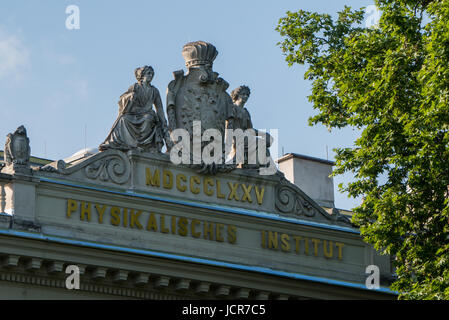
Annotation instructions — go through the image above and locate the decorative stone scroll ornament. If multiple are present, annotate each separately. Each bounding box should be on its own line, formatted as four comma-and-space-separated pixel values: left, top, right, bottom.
4, 125, 31, 166
41, 149, 131, 185
275, 177, 319, 217
275, 175, 352, 226
100, 66, 172, 153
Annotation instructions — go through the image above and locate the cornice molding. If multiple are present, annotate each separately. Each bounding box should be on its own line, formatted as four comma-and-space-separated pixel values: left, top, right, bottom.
0, 252, 294, 300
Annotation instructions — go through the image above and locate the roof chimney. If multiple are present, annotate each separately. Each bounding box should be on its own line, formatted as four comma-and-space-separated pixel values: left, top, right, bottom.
277, 153, 335, 208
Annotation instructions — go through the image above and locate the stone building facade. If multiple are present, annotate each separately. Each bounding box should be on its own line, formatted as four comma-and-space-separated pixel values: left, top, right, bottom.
0, 41, 396, 300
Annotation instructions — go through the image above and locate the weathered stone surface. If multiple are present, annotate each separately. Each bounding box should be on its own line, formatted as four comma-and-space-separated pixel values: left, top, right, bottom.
275, 175, 351, 225
166, 41, 235, 172
100, 66, 171, 153
195, 282, 211, 294
227, 85, 275, 172
40, 149, 132, 186
4, 125, 30, 166
37, 148, 351, 227
154, 276, 170, 288
25, 257, 43, 271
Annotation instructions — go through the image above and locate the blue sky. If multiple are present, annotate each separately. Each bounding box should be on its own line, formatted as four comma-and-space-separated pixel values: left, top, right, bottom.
0, 0, 376, 210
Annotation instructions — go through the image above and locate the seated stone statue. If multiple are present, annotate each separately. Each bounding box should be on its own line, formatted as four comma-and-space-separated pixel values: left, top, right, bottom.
230, 85, 252, 132
228, 85, 273, 169
100, 66, 172, 153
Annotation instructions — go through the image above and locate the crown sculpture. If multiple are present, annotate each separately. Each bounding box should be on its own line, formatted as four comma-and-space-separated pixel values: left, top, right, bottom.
181, 41, 218, 68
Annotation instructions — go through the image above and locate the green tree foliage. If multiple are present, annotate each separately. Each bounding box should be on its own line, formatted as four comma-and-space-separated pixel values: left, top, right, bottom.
276, 0, 449, 299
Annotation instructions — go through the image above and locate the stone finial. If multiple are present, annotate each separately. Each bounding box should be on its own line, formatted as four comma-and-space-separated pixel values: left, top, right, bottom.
4, 125, 30, 166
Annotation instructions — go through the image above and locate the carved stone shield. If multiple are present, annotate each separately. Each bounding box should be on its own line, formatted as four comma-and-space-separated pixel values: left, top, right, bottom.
175, 79, 229, 137
165, 41, 236, 173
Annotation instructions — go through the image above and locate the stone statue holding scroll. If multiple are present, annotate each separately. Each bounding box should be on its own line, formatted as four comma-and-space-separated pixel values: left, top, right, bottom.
100, 66, 172, 153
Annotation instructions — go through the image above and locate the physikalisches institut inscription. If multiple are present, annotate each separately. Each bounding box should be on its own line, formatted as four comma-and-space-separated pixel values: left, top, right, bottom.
0, 41, 395, 299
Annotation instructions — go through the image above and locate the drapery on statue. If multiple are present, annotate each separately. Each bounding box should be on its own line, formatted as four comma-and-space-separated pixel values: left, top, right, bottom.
229, 85, 253, 131
228, 85, 273, 169
100, 66, 173, 153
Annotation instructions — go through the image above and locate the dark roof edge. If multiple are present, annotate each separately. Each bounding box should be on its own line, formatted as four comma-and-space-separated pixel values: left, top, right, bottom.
276, 153, 335, 166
